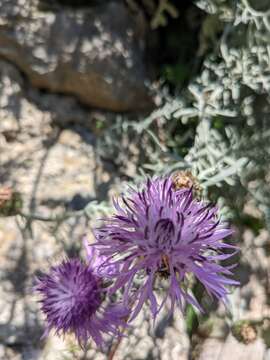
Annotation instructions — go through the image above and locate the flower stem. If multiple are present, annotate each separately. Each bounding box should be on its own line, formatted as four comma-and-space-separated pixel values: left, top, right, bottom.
108, 335, 124, 360
108, 304, 133, 360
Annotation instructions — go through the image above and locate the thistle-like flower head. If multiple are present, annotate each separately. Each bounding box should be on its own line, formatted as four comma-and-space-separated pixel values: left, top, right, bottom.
35, 259, 127, 347
94, 176, 238, 320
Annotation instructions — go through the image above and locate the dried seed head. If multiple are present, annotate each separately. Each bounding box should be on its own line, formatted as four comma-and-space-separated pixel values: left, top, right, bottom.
172, 170, 202, 199
232, 321, 257, 344
0, 187, 12, 207
240, 323, 257, 344
0, 187, 23, 216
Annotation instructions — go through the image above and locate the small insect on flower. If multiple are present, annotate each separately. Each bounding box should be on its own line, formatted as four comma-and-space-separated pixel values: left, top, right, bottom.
35, 258, 128, 348
93, 176, 239, 321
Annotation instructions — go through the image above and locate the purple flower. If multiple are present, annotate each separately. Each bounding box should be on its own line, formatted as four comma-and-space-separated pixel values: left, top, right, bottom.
84, 236, 119, 277
35, 259, 127, 347
94, 176, 239, 320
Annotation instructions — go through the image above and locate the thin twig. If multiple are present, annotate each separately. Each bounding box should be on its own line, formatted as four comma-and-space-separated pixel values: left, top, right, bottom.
17, 209, 85, 222
108, 326, 128, 360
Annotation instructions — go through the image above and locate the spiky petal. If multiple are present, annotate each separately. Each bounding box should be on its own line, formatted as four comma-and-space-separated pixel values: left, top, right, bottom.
84, 236, 119, 277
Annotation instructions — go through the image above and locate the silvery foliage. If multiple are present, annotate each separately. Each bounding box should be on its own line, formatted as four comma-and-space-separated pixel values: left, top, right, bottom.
96, 0, 270, 227
192, 0, 270, 225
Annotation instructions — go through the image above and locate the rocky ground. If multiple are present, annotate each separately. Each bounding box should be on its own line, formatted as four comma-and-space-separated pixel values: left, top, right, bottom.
1, 0, 270, 359
1, 58, 270, 359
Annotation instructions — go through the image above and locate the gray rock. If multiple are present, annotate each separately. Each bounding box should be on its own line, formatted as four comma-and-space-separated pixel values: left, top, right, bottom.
199, 334, 266, 360
0, 0, 154, 112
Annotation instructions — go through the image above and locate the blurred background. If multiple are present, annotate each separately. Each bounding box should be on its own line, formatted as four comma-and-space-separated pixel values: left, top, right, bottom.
0, 0, 270, 359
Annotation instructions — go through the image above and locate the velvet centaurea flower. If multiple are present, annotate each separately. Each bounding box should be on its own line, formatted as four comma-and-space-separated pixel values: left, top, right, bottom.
35, 258, 127, 347
93, 176, 238, 320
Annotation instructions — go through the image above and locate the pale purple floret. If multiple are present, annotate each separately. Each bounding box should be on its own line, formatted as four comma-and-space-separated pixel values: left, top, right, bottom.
35, 259, 127, 347
93, 176, 239, 320
84, 236, 119, 277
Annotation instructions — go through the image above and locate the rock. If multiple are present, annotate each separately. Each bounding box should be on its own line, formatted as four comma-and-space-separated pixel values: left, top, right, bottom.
0, 218, 44, 348
0, 59, 112, 131
199, 334, 266, 360
264, 349, 270, 360
197, 338, 224, 360
111, 301, 189, 360
0, 0, 154, 112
